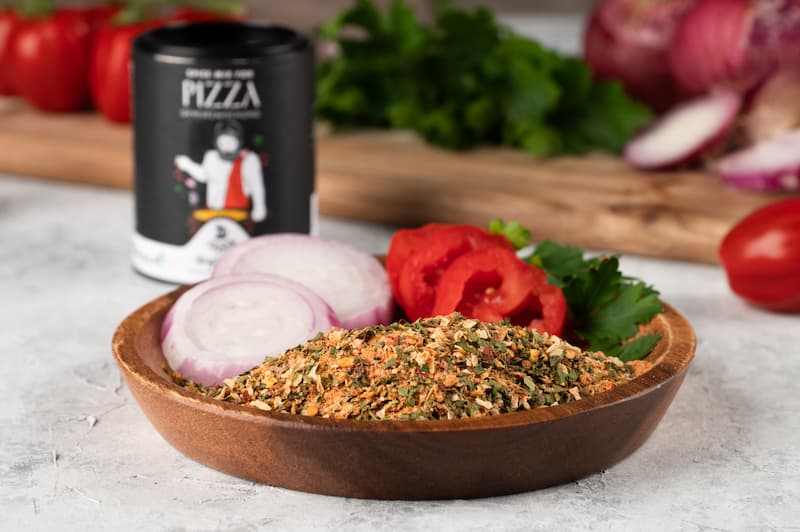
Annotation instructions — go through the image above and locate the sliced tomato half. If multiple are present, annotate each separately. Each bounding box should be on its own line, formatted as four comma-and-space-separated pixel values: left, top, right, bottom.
432, 247, 567, 336
391, 225, 513, 320
385, 223, 449, 298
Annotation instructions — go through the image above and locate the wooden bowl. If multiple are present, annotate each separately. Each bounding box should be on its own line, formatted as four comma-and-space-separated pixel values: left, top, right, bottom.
112, 287, 695, 500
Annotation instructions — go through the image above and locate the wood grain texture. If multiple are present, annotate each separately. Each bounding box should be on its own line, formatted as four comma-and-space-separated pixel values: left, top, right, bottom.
0, 101, 790, 262
316, 132, 787, 263
0, 100, 131, 188
112, 285, 695, 499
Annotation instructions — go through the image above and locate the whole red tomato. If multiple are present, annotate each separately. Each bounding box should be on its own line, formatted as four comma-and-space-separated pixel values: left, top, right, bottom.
719, 198, 800, 312
90, 20, 160, 123
0, 10, 19, 95
10, 9, 90, 112
89, 5, 244, 123
85, 4, 121, 33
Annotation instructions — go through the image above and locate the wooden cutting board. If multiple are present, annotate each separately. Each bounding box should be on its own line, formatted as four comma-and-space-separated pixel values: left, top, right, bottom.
0, 99, 790, 263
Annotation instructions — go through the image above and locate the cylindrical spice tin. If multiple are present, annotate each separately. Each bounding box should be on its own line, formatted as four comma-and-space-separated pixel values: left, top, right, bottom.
132, 23, 315, 283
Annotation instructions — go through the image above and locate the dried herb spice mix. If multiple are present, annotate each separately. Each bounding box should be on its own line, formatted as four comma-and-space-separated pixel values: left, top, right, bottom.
174, 314, 651, 421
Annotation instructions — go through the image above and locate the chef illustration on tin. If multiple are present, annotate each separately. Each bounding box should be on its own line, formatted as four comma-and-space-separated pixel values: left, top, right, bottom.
174, 119, 268, 223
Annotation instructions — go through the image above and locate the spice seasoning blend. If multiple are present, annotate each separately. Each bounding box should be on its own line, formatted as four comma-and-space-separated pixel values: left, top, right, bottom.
132, 23, 315, 283
176, 314, 651, 421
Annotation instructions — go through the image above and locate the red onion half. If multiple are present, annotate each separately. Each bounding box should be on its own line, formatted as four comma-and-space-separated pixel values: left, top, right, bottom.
584, 0, 694, 110
670, 0, 800, 96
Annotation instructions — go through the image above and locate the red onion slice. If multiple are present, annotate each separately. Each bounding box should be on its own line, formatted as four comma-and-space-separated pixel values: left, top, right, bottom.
213, 234, 393, 329
716, 129, 800, 191
162, 273, 338, 386
624, 90, 741, 170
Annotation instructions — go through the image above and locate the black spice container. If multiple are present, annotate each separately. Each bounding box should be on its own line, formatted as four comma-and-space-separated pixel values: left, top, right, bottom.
132, 23, 315, 283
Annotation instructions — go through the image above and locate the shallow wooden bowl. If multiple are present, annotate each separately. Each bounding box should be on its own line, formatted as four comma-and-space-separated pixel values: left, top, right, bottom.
112, 287, 695, 500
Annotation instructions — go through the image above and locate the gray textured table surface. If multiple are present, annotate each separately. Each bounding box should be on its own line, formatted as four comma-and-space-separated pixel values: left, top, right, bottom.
1, 175, 798, 531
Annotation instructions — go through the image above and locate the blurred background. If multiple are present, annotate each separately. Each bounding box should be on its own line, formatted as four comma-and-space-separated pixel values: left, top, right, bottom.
1, 0, 799, 265
247, 0, 595, 25
249, 0, 591, 54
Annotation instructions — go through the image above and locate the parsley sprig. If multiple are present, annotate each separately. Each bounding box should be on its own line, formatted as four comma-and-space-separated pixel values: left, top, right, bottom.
316, 0, 652, 157
490, 219, 664, 361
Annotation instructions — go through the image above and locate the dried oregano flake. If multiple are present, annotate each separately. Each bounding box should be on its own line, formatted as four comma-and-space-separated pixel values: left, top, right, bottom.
173, 313, 651, 421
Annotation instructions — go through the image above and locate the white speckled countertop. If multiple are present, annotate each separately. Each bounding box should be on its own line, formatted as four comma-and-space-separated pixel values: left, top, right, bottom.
1, 175, 799, 531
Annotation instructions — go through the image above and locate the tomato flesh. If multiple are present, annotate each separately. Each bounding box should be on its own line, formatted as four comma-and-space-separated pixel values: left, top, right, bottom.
386, 224, 449, 299
397, 236, 475, 321
386, 223, 565, 333
387, 224, 512, 318
432, 247, 567, 336
719, 198, 800, 312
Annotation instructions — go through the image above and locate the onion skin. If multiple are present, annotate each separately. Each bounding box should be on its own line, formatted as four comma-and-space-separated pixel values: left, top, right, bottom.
669, 0, 750, 95
160, 305, 175, 341
745, 0, 800, 72
670, 0, 800, 96
584, 0, 693, 110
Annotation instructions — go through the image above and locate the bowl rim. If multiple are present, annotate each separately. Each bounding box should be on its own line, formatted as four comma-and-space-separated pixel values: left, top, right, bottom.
112, 286, 696, 434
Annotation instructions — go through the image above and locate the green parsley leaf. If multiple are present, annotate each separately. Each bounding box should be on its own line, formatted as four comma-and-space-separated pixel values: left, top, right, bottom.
316, 0, 652, 157
488, 218, 532, 249
528, 240, 586, 287
561, 256, 626, 324
485, 220, 665, 360
530, 243, 664, 356
567, 82, 654, 154
572, 279, 663, 346
603, 333, 663, 362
